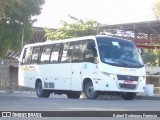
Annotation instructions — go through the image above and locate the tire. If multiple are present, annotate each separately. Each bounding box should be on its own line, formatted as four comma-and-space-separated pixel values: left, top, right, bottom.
66, 92, 80, 99
121, 92, 136, 100
36, 82, 50, 98
84, 82, 99, 99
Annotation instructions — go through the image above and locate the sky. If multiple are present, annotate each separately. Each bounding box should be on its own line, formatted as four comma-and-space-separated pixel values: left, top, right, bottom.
33, 0, 157, 28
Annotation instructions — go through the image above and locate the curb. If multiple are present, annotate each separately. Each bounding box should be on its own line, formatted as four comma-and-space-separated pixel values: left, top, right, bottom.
13, 91, 36, 94
0, 90, 35, 94
136, 95, 160, 100
97, 95, 160, 100
81, 93, 160, 100
1, 91, 160, 100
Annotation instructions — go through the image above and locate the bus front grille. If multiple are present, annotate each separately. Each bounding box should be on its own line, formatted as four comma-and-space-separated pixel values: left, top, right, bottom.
117, 75, 138, 81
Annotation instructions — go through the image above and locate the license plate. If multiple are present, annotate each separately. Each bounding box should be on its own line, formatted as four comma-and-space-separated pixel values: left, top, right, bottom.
124, 80, 133, 84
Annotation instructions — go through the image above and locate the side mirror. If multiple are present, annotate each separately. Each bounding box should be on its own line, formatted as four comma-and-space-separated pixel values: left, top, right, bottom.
138, 47, 144, 55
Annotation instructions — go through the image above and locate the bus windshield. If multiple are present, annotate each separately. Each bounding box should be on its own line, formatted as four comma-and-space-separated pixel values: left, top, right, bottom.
96, 36, 144, 68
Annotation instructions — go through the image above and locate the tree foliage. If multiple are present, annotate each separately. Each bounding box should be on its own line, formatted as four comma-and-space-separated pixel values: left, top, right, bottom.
45, 15, 100, 40
143, 49, 159, 66
0, 0, 45, 58
153, 0, 160, 20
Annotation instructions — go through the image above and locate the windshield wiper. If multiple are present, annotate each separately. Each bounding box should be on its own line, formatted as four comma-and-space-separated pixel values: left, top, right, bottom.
121, 57, 143, 67
111, 59, 128, 67
123, 57, 136, 62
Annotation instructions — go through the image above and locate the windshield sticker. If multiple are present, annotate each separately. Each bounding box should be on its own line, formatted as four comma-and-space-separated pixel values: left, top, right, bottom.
84, 64, 87, 69
112, 42, 120, 48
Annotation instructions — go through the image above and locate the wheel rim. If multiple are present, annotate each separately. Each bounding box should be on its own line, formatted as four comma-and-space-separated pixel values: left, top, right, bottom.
86, 84, 94, 97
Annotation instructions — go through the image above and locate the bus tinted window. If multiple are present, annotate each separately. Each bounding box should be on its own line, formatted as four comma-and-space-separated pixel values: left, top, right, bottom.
39, 45, 52, 64
22, 47, 32, 65
50, 44, 61, 63
84, 40, 97, 63
31, 47, 40, 64
61, 43, 74, 63
72, 41, 86, 62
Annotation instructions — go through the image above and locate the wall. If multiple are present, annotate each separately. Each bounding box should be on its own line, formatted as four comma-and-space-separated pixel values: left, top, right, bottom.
0, 60, 10, 89
146, 66, 160, 75
0, 59, 18, 91
9, 66, 18, 90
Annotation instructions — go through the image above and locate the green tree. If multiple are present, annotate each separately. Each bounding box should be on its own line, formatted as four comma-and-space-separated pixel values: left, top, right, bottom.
45, 15, 100, 40
153, 0, 160, 20
143, 49, 159, 66
0, 0, 45, 58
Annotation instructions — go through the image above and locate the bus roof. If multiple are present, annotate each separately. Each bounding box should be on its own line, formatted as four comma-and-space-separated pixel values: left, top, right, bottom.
23, 35, 97, 48
23, 35, 131, 48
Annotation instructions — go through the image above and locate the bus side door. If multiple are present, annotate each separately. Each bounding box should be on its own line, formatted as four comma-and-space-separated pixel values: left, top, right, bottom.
71, 41, 85, 91
57, 42, 74, 90
71, 63, 82, 91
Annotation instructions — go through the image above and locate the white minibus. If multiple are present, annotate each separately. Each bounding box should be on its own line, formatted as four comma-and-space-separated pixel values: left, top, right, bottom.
18, 35, 146, 100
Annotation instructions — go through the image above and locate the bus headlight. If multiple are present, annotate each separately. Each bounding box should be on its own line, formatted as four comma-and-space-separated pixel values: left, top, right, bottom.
139, 76, 146, 81
101, 72, 115, 80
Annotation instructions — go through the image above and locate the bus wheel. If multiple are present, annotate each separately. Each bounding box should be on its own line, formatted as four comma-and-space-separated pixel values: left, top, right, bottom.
66, 92, 80, 99
121, 92, 136, 100
36, 82, 50, 98
84, 82, 99, 99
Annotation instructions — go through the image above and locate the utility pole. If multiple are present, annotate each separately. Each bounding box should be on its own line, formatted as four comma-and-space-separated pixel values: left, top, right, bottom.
21, 27, 24, 49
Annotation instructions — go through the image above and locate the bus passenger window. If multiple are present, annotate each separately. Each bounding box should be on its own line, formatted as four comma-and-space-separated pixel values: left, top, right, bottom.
72, 41, 86, 62
31, 47, 40, 64
22, 47, 32, 65
50, 44, 61, 63
61, 43, 74, 63
84, 40, 97, 63
39, 45, 52, 64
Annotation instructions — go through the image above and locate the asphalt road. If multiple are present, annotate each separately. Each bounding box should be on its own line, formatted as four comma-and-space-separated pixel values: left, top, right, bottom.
0, 92, 160, 120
